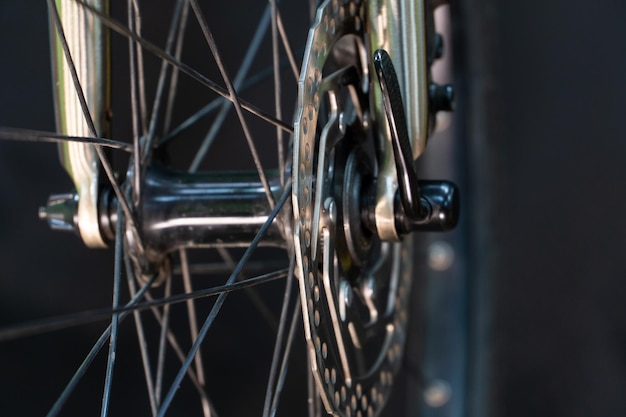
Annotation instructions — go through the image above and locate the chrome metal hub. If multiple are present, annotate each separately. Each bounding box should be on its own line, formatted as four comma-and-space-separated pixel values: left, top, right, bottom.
41, 165, 287, 281
105, 166, 285, 272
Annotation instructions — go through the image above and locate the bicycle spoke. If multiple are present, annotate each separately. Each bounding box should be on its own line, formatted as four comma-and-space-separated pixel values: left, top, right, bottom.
276, 11, 300, 81
140, 0, 185, 166
179, 249, 211, 417
131, 0, 149, 135
216, 246, 280, 333
156, 184, 291, 416
0, 267, 289, 342
125, 255, 159, 415
161, 55, 297, 145
155, 275, 172, 408
187, 0, 275, 209
0, 126, 132, 151
45, 274, 158, 417
143, 291, 218, 416
72, 0, 293, 134
100, 207, 124, 417
270, 0, 285, 185
188, 5, 271, 172
163, 1, 191, 136
128, 0, 143, 203
124, 0, 185, 213
269, 304, 301, 417
48, 0, 103, 145
262, 254, 296, 417
172, 259, 287, 276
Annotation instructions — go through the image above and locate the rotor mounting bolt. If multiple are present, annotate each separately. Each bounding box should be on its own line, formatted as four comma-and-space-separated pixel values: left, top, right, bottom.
324, 197, 337, 224
339, 279, 353, 321
343, 281, 353, 305
339, 111, 347, 134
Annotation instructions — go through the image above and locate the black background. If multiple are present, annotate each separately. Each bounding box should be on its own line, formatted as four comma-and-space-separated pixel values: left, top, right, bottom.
454, 1, 626, 416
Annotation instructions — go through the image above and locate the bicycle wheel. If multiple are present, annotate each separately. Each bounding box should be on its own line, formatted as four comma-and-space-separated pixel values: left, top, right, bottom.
0, 0, 454, 416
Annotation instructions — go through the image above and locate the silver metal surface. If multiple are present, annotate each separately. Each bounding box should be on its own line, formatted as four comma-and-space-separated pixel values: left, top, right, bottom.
38, 192, 79, 232
367, 0, 429, 241
140, 168, 286, 258
292, 0, 414, 414
366, 0, 429, 158
50, 0, 108, 247
97, 168, 286, 273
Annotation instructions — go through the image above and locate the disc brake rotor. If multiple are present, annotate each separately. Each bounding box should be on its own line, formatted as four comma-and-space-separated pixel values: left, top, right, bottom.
293, 0, 412, 415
